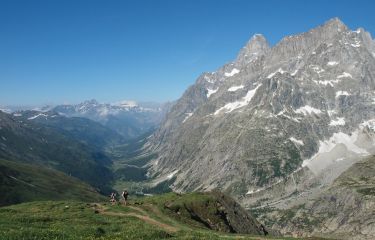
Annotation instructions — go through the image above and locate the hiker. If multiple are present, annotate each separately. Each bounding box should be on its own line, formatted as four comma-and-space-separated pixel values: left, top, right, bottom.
122, 189, 129, 206
109, 192, 117, 205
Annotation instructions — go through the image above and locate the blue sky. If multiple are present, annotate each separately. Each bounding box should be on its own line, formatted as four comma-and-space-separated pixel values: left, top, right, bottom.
1, 0, 374, 106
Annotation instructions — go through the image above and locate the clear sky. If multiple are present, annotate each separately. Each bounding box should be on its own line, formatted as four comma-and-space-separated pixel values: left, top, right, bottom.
1, 0, 374, 106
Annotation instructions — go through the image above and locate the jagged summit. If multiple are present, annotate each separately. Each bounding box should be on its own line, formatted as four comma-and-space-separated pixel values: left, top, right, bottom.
322, 17, 347, 31
81, 99, 100, 106
236, 33, 270, 64
244, 34, 269, 50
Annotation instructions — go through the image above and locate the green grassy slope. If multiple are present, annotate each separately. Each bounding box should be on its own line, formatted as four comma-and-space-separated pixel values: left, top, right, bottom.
0, 193, 329, 240
19, 110, 125, 150
0, 111, 113, 192
0, 159, 106, 206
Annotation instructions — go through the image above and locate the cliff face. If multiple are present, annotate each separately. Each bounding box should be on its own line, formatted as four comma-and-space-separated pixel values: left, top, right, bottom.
144, 18, 375, 206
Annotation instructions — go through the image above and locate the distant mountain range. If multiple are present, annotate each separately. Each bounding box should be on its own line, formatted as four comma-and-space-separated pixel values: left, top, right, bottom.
53, 99, 171, 139
3, 99, 172, 139
11, 110, 125, 150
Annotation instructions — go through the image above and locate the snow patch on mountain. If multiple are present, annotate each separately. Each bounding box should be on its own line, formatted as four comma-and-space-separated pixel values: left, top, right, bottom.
228, 85, 244, 92
329, 117, 346, 126
0, 108, 11, 114
310, 65, 325, 74
302, 131, 369, 171
267, 68, 286, 78
224, 68, 240, 77
246, 188, 264, 195
291, 69, 298, 76
314, 79, 341, 86
277, 110, 300, 122
207, 88, 218, 98
328, 110, 337, 116
113, 100, 138, 108
204, 75, 215, 83
289, 137, 304, 145
182, 113, 193, 123
295, 106, 322, 115
351, 41, 361, 48
151, 170, 179, 186
337, 72, 352, 79
336, 91, 350, 98
214, 84, 262, 115
28, 113, 47, 120
327, 61, 339, 66
167, 170, 179, 179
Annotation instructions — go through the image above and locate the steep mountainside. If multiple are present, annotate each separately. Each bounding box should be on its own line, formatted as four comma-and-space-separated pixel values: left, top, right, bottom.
53, 99, 170, 139
267, 155, 375, 240
0, 159, 105, 206
0, 111, 113, 192
144, 18, 375, 206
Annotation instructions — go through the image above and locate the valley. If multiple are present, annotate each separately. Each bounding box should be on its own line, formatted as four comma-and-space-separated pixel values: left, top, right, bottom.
1, 16, 375, 240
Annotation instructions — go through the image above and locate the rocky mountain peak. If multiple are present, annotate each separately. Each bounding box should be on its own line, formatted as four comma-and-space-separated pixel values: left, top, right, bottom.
321, 17, 348, 32
245, 34, 269, 52
236, 33, 270, 64
81, 99, 99, 106
265, 17, 353, 66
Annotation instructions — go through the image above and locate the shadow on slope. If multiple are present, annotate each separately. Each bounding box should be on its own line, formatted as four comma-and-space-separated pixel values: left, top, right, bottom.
0, 159, 105, 206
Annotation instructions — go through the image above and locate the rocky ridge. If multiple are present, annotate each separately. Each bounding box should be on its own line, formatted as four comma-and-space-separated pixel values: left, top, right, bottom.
143, 18, 375, 209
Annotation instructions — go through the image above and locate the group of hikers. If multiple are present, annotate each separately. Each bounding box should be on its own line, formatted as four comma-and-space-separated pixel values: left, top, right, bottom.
109, 189, 129, 205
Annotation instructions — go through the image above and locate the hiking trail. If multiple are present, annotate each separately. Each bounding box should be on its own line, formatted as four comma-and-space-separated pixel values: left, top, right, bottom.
91, 203, 178, 233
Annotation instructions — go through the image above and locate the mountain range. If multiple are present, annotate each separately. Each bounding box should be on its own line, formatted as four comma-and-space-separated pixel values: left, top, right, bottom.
1, 17, 375, 239
12, 110, 125, 150
52, 99, 170, 139
134, 18, 375, 238
3, 99, 171, 140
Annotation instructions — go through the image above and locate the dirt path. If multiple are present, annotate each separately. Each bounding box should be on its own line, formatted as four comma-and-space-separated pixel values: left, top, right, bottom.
127, 205, 149, 215
91, 203, 178, 233
124, 212, 178, 233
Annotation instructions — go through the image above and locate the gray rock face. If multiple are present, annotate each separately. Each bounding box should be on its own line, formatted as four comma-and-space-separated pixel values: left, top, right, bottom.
145, 18, 375, 205
268, 155, 375, 240
236, 34, 270, 66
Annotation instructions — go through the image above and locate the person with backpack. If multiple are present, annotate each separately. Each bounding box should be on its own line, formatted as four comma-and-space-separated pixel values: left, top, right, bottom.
121, 190, 129, 206
109, 192, 117, 205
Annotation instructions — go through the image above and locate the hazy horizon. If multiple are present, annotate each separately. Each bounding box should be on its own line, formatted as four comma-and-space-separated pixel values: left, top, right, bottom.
0, 98, 169, 111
